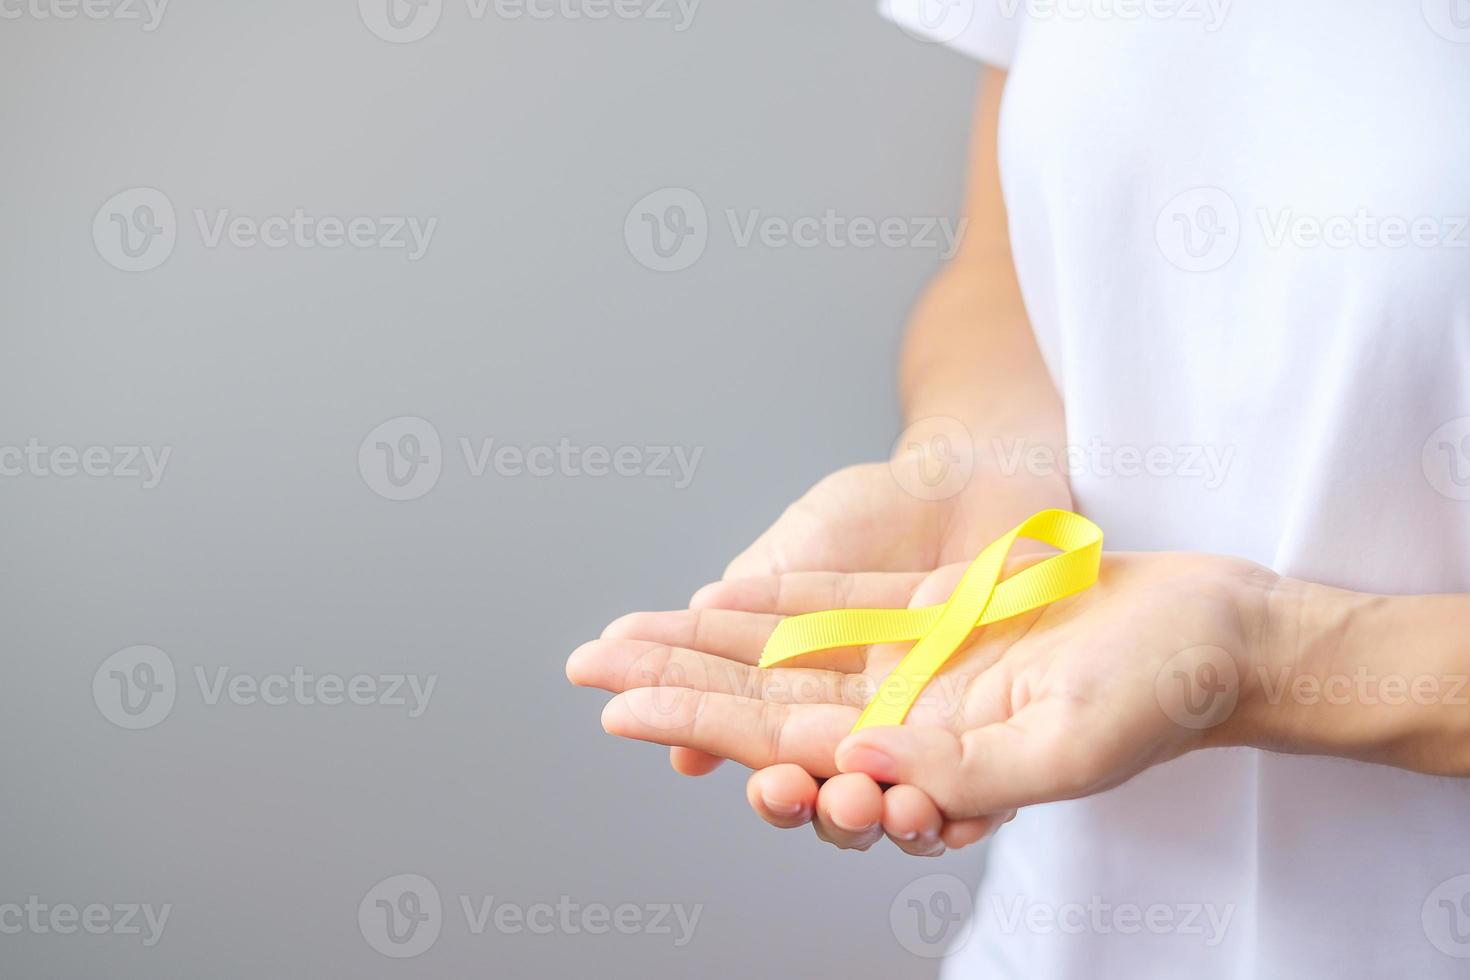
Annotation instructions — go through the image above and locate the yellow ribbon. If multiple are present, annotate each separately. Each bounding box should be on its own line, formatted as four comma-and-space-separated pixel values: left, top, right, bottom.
759, 509, 1103, 731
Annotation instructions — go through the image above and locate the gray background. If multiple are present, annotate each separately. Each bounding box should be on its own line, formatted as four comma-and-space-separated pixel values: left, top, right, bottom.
0, 1, 986, 976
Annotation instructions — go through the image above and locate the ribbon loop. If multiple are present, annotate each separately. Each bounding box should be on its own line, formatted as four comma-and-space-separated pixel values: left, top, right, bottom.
758, 509, 1103, 731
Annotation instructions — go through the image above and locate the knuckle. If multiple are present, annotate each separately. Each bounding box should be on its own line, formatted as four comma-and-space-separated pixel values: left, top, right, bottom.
839, 672, 875, 709
834, 572, 855, 610
755, 699, 789, 765
1049, 744, 1100, 798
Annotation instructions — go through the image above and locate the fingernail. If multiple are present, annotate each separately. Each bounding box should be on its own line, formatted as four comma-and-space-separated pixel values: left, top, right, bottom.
762, 797, 803, 817
838, 746, 900, 784
831, 813, 878, 834
897, 830, 919, 841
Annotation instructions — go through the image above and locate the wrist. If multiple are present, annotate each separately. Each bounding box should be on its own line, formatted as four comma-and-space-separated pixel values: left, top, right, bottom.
1223, 577, 1470, 774
891, 414, 1073, 514
1211, 573, 1327, 754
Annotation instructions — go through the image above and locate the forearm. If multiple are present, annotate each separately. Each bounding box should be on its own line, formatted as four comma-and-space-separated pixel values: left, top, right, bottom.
896, 68, 1067, 490
899, 259, 1065, 457
1237, 578, 1470, 776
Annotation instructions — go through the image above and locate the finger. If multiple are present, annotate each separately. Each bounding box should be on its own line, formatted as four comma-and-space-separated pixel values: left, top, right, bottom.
746, 764, 818, 828
670, 746, 723, 776
834, 704, 1080, 816
689, 570, 928, 617
723, 535, 782, 581
812, 773, 884, 850
601, 608, 781, 666
602, 688, 857, 775
566, 638, 868, 707
881, 784, 945, 857
940, 812, 1013, 850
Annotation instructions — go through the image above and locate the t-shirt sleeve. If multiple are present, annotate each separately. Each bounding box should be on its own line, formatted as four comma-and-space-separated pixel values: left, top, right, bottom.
878, 0, 1021, 68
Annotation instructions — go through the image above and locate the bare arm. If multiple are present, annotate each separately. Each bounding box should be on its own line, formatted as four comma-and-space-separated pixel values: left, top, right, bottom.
898, 69, 1066, 463
1236, 582, 1470, 776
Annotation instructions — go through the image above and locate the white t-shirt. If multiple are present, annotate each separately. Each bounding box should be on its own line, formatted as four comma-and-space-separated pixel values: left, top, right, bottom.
880, 2, 1470, 977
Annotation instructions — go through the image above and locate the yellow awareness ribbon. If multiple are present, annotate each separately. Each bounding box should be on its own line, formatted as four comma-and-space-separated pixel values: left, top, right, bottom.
758, 509, 1103, 732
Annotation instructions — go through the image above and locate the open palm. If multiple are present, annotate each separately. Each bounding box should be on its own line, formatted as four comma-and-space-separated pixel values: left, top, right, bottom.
675, 454, 1068, 851
571, 547, 1270, 852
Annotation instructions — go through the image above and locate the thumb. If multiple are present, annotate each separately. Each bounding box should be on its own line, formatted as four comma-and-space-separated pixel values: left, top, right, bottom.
834, 715, 1075, 818
722, 538, 778, 580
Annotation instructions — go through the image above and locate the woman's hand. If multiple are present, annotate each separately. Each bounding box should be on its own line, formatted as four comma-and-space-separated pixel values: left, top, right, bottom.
568, 551, 1279, 850
643, 66, 1066, 850
718, 452, 1066, 581
679, 446, 1070, 854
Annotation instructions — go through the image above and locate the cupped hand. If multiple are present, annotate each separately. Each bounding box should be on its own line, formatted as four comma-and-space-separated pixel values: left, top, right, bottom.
720, 452, 1069, 580
672, 448, 1069, 852
568, 551, 1275, 852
